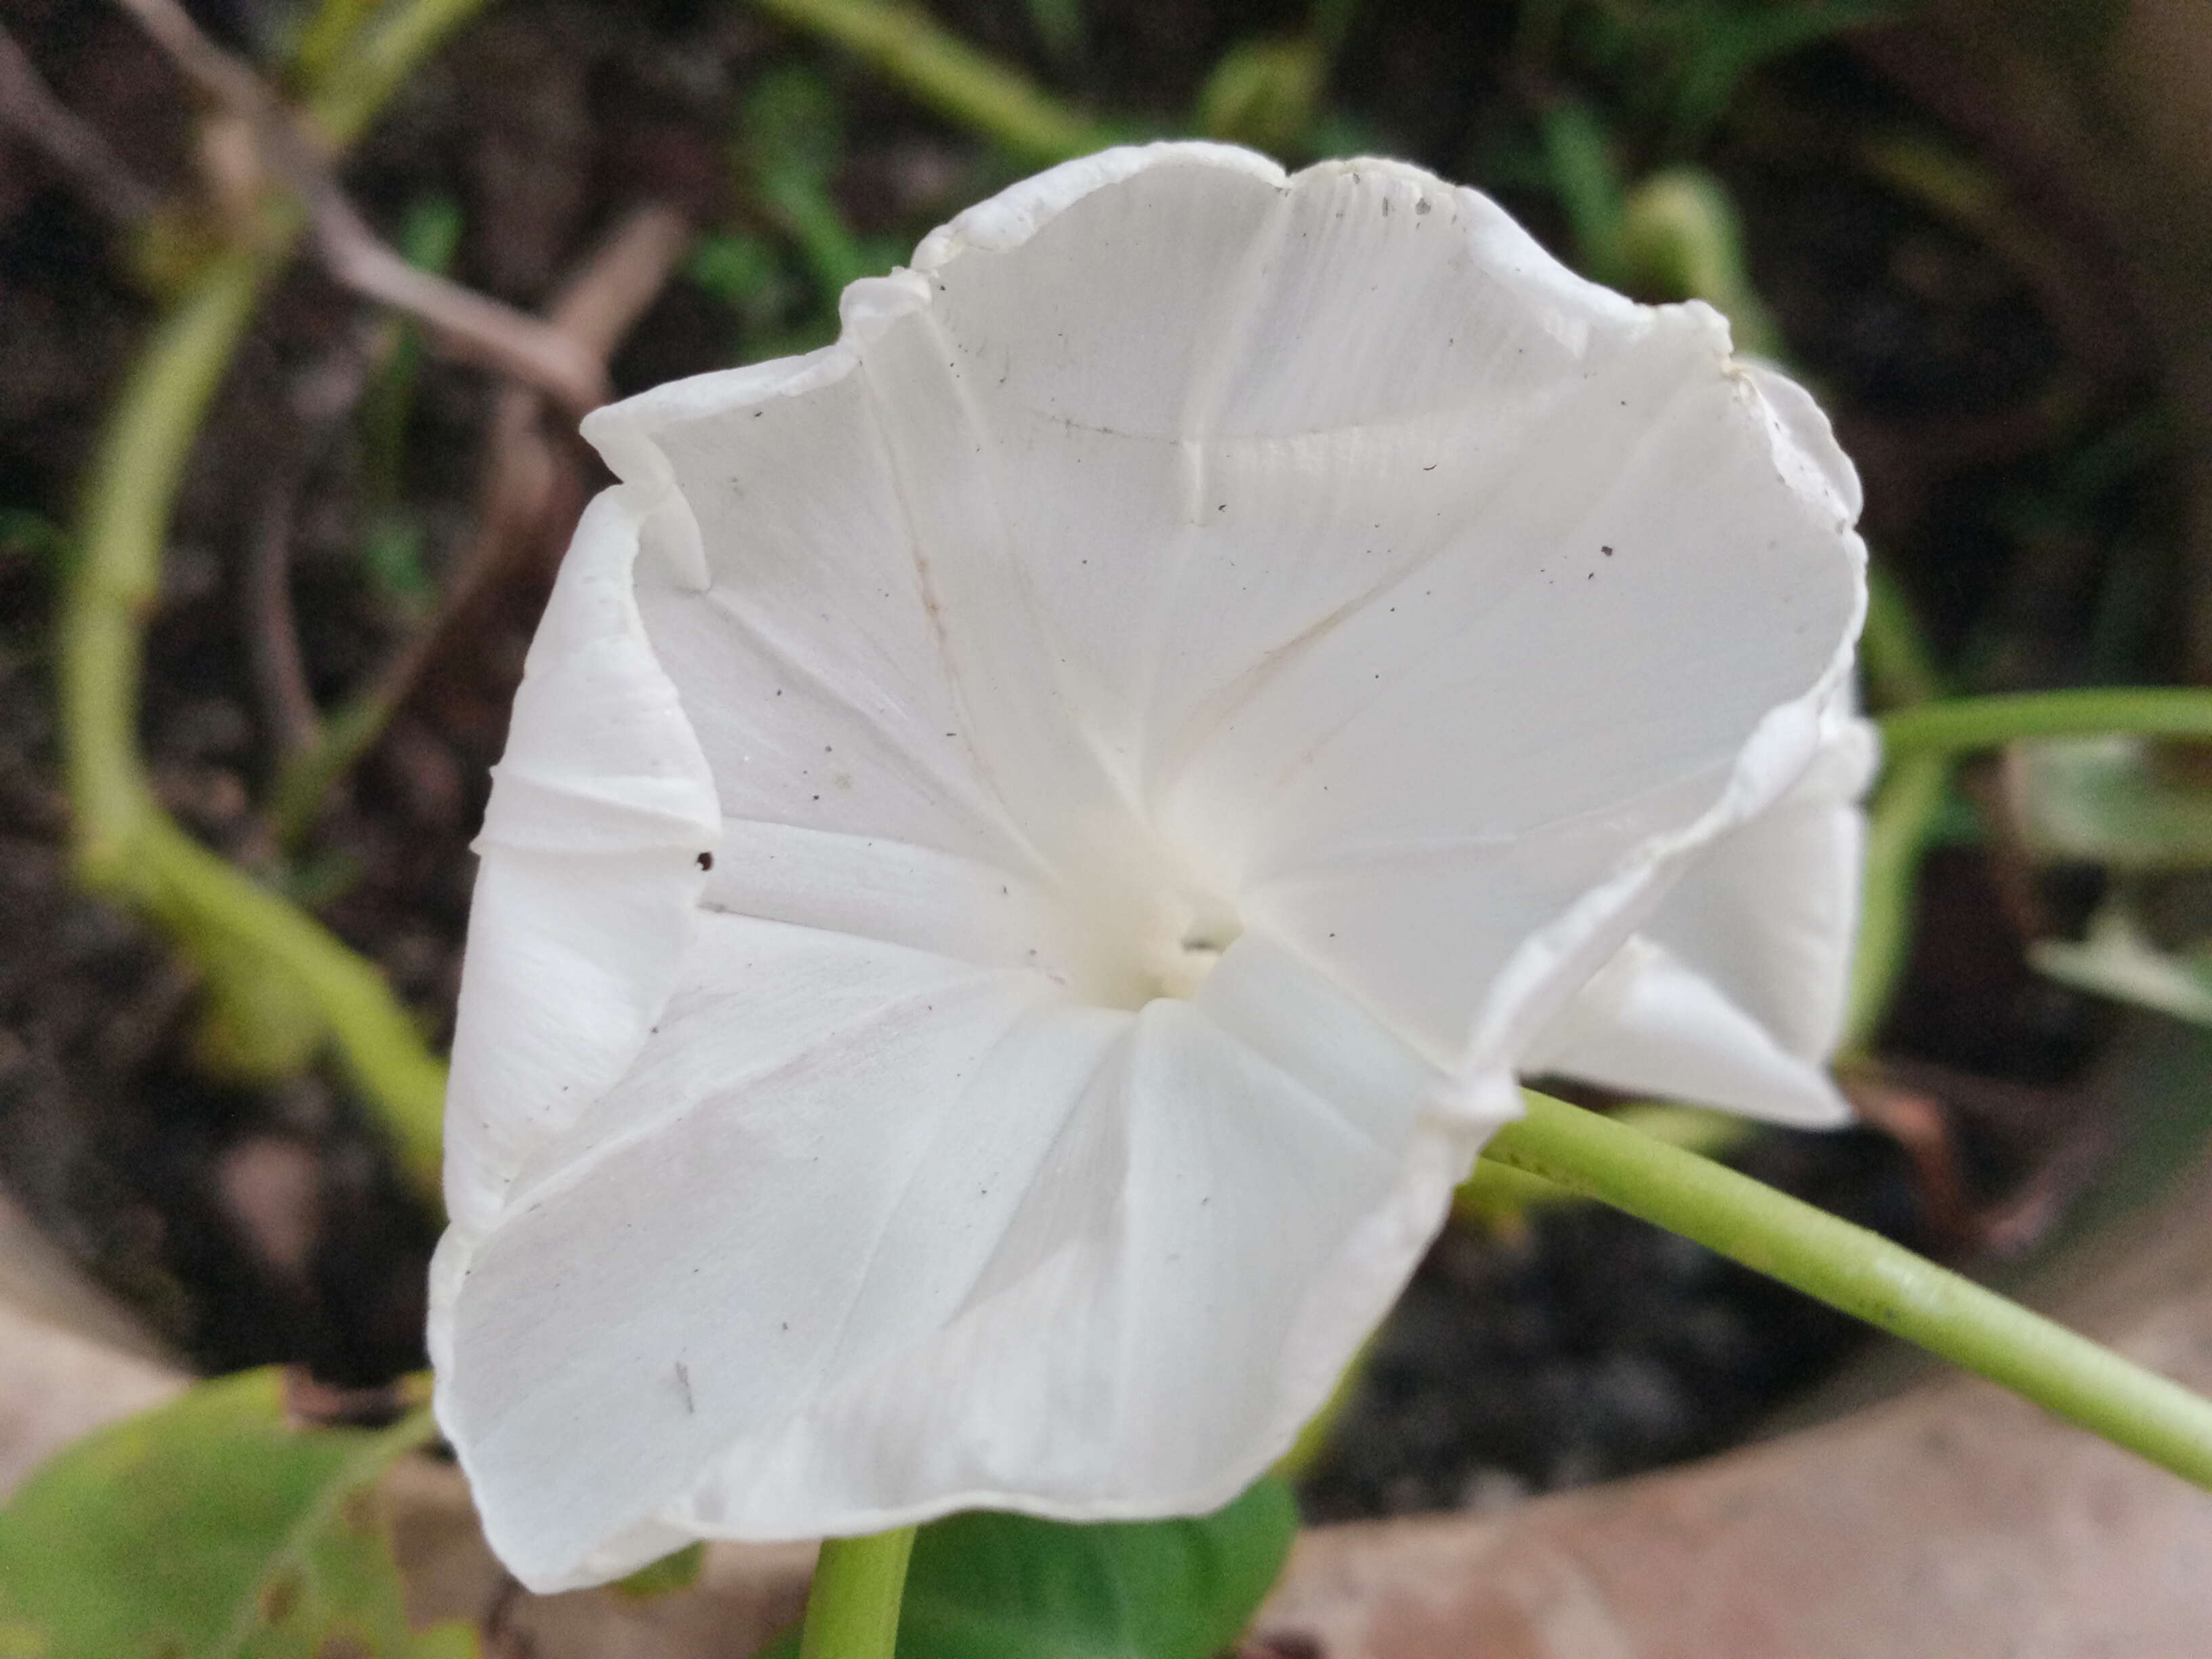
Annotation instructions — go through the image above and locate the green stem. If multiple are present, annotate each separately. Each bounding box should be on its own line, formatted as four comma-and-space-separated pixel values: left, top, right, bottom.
305, 0, 495, 147
140, 817, 449, 1191
1487, 1091, 2212, 1488
289, 0, 382, 88
56, 0, 491, 1208
1860, 561, 1946, 711
269, 691, 401, 851
1841, 749, 1952, 1052
752, 0, 1115, 163
1881, 688, 2212, 756
61, 245, 274, 875
799, 1528, 916, 1659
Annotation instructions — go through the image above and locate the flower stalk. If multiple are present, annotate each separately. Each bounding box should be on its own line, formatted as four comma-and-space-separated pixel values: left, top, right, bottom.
1880, 687, 2212, 755
1487, 1090, 2212, 1489
799, 1528, 917, 1659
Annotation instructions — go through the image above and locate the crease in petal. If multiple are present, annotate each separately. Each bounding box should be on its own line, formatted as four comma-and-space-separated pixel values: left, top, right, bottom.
444, 919, 1479, 1585
1525, 935, 1852, 1126
1526, 699, 1875, 1122
1453, 674, 1853, 1110
1639, 705, 1877, 1061
442, 922, 1082, 1586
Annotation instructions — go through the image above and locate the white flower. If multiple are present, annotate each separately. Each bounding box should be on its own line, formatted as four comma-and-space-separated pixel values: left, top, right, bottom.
429, 142, 1869, 1591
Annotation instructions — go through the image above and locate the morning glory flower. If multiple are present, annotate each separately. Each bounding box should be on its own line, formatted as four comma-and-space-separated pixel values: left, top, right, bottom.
428, 142, 1868, 1591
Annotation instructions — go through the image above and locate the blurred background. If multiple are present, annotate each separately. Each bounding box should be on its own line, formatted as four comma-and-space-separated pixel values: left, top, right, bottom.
3, 0, 2212, 1644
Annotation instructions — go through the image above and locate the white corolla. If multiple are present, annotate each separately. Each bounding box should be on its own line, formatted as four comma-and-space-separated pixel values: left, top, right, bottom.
429, 142, 1870, 1591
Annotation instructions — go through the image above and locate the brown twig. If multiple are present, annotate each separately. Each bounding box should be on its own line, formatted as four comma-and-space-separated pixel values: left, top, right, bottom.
109, 0, 607, 412
0, 20, 160, 228
244, 348, 369, 766
375, 201, 693, 693
1847, 1073, 1979, 1250
245, 453, 326, 762
266, 203, 691, 846
1848, 1059, 2118, 1261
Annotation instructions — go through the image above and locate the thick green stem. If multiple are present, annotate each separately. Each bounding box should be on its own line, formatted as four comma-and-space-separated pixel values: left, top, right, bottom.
1881, 687, 2212, 755
799, 1528, 916, 1659
752, 0, 1115, 163
61, 245, 274, 874
56, 0, 491, 1208
1486, 1091, 2212, 1488
139, 817, 449, 1191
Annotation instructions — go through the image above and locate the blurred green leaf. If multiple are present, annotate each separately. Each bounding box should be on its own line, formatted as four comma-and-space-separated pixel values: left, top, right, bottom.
740, 68, 894, 302
1658, 0, 1904, 148
356, 192, 464, 597
0, 1368, 475, 1659
2034, 902, 2212, 1028
756, 1477, 1296, 1659
689, 228, 803, 334
745, 64, 846, 188
1541, 100, 1628, 285
1196, 35, 1327, 157
1544, 0, 1913, 152
0, 508, 68, 575
361, 513, 435, 609
2007, 737, 2212, 872
613, 1542, 706, 1601
1023, 0, 1086, 68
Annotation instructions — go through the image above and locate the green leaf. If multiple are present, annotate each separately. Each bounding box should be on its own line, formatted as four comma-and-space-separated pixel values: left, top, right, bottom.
0, 1368, 476, 1659
1540, 101, 1628, 287
1195, 35, 1327, 157
612, 1542, 706, 1601
2033, 902, 2212, 1028
2007, 736, 2212, 872
759, 1478, 1296, 1659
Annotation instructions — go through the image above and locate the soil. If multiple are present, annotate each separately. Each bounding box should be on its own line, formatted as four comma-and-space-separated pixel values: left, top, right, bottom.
0, 0, 2173, 1517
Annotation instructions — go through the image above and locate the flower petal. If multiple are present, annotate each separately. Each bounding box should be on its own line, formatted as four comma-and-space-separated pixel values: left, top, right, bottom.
1525, 708, 1874, 1124
440, 489, 718, 1235
1179, 330, 1862, 1087
438, 920, 1479, 1588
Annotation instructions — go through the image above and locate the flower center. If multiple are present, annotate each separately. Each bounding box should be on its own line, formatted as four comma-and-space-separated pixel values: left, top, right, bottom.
1130, 888, 1244, 1005
1044, 816, 1246, 1009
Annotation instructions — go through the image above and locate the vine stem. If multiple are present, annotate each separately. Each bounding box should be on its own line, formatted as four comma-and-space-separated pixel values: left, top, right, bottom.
751, 0, 1115, 163
1486, 1090, 2212, 1488
1839, 749, 1951, 1052
56, 0, 491, 1206
799, 1528, 917, 1659
1880, 687, 2212, 754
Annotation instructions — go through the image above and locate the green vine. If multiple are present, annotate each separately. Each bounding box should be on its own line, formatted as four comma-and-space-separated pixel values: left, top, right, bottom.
56, 0, 494, 1205
752, 0, 1115, 163
1489, 1091, 2212, 1488
1881, 687, 2212, 756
